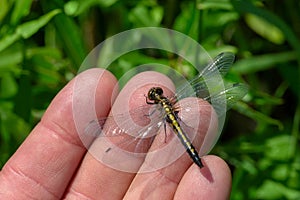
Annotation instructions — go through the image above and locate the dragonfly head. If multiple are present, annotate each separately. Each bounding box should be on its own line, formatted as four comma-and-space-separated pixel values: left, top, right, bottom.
148, 87, 164, 101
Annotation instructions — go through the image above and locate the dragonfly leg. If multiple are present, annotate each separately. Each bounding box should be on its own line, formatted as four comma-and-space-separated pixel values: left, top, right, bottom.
144, 94, 155, 105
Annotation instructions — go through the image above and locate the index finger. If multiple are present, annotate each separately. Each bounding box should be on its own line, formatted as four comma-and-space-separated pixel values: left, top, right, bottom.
0, 68, 117, 199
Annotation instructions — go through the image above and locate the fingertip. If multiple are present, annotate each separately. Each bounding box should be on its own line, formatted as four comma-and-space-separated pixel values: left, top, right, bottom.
175, 155, 231, 200
200, 155, 232, 184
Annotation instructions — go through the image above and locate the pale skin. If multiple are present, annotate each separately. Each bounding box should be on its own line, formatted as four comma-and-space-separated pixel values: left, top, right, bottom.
0, 68, 232, 199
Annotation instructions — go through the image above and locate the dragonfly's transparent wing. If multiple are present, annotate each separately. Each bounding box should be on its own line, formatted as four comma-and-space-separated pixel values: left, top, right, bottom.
176, 52, 235, 100
175, 52, 247, 115
203, 82, 248, 114
84, 104, 165, 154
84, 105, 168, 173
199, 52, 234, 77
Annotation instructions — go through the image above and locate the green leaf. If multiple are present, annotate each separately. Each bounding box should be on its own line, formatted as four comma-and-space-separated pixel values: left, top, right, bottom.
64, 0, 119, 16
97, 0, 119, 7
271, 164, 289, 181
0, 105, 30, 142
197, 0, 233, 10
0, 33, 20, 52
231, 0, 300, 58
232, 52, 297, 74
256, 180, 300, 199
64, 1, 79, 16
129, 4, 163, 27
0, 9, 61, 52
234, 101, 283, 129
16, 9, 61, 39
31, 55, 63, 85
265, 135, 293, 161
50, 13, 87, 69
11, 0, 33, 25
0, 0, 10, 23
0, 73, 18, 98
0, 43, 23, 69
26, 47, 62, 60
245, 13, 285, 44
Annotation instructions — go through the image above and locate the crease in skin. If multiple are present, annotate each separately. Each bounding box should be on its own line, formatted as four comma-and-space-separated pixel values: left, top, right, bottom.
1, 163, 60, 199
64, 186, 94, 199
39, 119, 83, 148
124, 170, 178, 200
0, 120, 86, 199
139, 158, 183, 185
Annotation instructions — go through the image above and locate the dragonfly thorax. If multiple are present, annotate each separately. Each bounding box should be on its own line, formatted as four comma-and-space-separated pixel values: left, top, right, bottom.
147, 87, 164, 101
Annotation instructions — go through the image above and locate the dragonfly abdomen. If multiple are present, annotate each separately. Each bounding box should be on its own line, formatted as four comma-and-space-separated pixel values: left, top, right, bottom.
166, 111, 204, 168
173, 125, 204, 168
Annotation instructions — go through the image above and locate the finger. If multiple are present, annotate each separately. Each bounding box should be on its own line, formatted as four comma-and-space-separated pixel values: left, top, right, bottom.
0, 69, 117, 199
65, 71, 175, 199
123, 98, 219, 199
174, 155, 232, 200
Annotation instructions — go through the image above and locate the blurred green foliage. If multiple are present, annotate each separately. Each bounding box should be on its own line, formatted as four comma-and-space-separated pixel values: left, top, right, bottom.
0, 0, 299, 199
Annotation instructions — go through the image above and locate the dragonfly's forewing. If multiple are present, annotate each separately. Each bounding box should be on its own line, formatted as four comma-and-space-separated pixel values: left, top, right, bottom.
175, 52, 247, 116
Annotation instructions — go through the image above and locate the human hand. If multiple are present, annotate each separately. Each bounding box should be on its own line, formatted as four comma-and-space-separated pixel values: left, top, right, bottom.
0, 69, 231, 199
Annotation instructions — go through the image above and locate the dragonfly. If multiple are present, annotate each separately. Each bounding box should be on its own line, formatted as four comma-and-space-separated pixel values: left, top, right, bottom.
85, 52, 248, 172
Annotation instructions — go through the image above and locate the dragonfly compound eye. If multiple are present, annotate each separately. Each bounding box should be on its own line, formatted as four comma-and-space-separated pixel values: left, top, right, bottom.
148, 87, 164, 100
148, 87, 157, 100
155, 87, 163, 95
